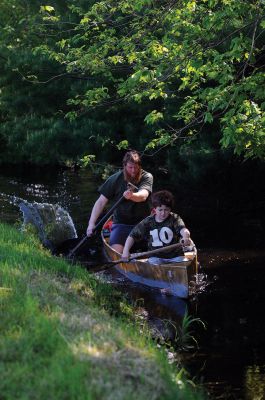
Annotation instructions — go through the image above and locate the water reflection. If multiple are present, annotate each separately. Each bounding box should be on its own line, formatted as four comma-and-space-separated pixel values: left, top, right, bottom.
245, 365, 265, 399
180, 252, 265, 399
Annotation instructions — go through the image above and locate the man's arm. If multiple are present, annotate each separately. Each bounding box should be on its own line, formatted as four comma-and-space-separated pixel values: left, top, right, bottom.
87, 194, 108, 236
123, 188, 149, 202
124, 171, 153, 202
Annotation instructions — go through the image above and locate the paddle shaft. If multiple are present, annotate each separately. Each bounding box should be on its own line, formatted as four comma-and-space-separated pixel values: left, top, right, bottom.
67, 182, 138, 258
67, 196, 124, 258
107, 242, 184, 266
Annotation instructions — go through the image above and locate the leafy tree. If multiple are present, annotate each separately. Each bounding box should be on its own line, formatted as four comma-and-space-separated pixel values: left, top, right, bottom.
0, 0, 112, 164
0, 0, 264, 165
35, 0, 264, 159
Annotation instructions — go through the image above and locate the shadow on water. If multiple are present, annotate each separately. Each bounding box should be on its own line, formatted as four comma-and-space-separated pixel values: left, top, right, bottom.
1, 165, 265, 399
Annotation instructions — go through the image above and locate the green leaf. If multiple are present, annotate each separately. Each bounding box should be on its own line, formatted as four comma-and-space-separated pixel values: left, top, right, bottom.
117, 140, 129, 150
144, 110, 164, 125
40, 6, 55, 13
204, 112, 213, 123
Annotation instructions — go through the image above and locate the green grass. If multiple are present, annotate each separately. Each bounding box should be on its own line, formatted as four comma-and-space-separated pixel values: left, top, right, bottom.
0, 222, 206, 400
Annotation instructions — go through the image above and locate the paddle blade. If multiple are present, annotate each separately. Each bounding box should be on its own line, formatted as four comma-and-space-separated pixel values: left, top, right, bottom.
55, 236, 99, 258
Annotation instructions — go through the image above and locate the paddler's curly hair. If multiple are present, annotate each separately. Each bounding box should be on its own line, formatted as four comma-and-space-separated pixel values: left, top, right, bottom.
151, 190, 174, 209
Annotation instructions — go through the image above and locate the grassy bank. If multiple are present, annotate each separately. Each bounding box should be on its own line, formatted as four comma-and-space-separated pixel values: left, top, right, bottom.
0, 223, 205, 400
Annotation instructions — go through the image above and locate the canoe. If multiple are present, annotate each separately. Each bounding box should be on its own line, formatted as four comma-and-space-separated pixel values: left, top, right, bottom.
101, 219, 198, 299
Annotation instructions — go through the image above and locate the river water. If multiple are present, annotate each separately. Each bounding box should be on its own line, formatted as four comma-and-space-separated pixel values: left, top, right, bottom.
1, 165, 265, 399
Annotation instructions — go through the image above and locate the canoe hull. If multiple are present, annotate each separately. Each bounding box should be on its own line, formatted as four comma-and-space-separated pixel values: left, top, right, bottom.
101, 230, 198, 299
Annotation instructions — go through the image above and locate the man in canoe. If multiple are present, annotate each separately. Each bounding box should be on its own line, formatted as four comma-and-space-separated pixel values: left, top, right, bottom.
121, 190, 194, 264
86, 150, 153, 253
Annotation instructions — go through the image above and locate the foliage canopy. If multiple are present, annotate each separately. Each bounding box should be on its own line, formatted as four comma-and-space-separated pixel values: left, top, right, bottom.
0, 0, 264, 164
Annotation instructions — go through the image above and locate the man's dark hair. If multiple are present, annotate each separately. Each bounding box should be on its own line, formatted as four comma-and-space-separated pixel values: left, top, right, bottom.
123, 150, 142, 166
151, 190, 174, 209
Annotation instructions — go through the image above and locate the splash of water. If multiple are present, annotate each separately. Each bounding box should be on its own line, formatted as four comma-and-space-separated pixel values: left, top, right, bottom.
0, 192, 77, 249
18, 200, 77, 248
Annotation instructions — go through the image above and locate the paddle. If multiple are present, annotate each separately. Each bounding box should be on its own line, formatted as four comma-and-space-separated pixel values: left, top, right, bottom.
92, 242, 186, 269
67, 182, 138, 259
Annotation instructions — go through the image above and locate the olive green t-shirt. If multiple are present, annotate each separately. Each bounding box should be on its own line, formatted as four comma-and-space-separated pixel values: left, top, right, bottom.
129, 213, 186, 258
98, 170, 153, 224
